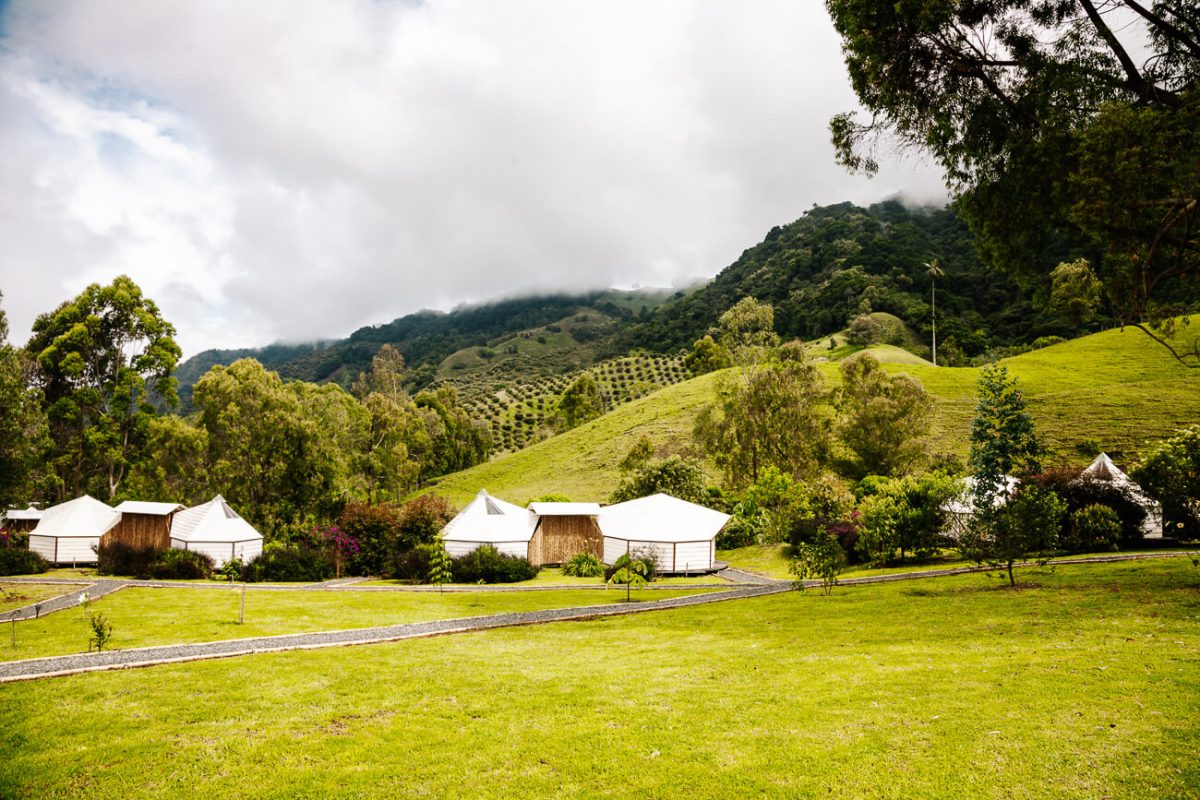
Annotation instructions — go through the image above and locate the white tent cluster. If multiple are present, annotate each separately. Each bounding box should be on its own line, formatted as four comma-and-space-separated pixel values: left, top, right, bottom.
20, 494, 262, 566
441, 490, 729, 572
942, 453, 1163, 538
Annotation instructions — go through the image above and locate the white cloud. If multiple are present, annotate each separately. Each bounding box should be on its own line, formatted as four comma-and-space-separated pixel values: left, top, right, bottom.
0, 1, 947, 357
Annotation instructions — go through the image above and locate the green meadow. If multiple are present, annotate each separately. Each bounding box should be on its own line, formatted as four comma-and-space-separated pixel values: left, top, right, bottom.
0, 586, 713, 663
431, 319, 1200, 506
1, 559, 1196, 799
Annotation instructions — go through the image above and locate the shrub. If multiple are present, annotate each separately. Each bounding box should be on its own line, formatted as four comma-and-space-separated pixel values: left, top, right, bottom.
150, 548, 214, 580
397, 495, 457, 551
789, 531, 846, 595
716, 515, 757, 549
1063, 504, 1122, 553
87, 611, 114, 652
0, 529, 30, 549
338, 502, 404, 577
451, 545, 539, 584
392, 543, 437, 583
0, 547, 48, 576
562, 552, 604, 577
218, 557, 244, 582
95, 541, 159, 579
1027, 469, 1148, 545
241, 546, 333, 583
604, 550, 658, 582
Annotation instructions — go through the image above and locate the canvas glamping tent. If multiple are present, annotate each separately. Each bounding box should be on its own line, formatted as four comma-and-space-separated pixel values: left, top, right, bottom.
2, 505, 43, 535
27, 495, 121, 564
441, 489, 536, 560
598, 493, 729, 573
1078, 453, 1163, 537
169, 495, 264, 567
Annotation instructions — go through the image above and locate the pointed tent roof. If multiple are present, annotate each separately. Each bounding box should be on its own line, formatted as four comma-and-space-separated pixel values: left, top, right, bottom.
31, 495, 121, 539
599, 493, 730, 543
1079, 453, 1158, 506
171, 495, 263, 544
442, 489, 535, 543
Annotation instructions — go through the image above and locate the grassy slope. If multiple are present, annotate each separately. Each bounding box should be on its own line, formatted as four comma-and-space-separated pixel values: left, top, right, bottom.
1, 560, 1197, 799
432, 320, 1200, 505
0, 586, 710, 663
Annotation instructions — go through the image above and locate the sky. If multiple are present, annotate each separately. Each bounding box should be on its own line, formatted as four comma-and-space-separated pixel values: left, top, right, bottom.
0, 1, 946, 357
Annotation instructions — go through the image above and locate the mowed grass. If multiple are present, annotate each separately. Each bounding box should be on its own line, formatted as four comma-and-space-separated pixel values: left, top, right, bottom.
0, 586, 712, 662
359, 567, 729, 588
1, 559, 1197, 799
431, 318, 1200, 505
0, 583, 80, 607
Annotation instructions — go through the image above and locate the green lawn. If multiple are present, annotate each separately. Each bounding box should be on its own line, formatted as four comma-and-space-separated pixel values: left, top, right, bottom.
430, 318, 1200, 505
359, 567, 729, 588
0, 583, 80, 607
0, 586, 712, 663
0, 559, 1196, 798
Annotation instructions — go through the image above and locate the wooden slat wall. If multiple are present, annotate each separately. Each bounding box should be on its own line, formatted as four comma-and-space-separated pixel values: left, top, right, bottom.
102, 513, 173, 550
535, 516, 602, 566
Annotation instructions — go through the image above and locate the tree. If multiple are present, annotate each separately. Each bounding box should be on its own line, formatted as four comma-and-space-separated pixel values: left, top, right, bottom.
26, 276, 181, 500
337, 501, 405, 577
353, 345, 423, 501
1049, 258, 1103, 328
396, 494, 457, 552
960, 485, 1067, 586
855, 473, 958, 565
1134, 426, 1200, 536
717, 297, 779, 381
789, 531, 846, 595
121, 415, 209, 505
426, 539, 454, 590
827, 0, 1200, 364
412, 386, 491, 482
606, 554, 650, 602
968, 365, 1042, 511
0, 292, 50, 506
835, 354, 933, 480
618, 436, 656, 474
191, 359, 339, 536
610, 456, 709, 505
694, 343, 831, 487
683, 335, 733, 376
557, 372, 603, 430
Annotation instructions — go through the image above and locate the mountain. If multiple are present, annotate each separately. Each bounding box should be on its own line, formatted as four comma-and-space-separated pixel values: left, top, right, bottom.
174, 200, 1094, 405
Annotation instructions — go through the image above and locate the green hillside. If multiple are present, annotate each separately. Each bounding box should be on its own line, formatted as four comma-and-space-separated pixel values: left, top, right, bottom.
428, 320, 1200, 506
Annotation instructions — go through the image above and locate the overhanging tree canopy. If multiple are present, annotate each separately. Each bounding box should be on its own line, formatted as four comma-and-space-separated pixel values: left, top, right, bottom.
827, 0, 1199, 364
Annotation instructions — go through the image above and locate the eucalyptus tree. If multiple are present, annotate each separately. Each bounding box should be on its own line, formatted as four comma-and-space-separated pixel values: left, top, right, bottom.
26, 276, 181, 500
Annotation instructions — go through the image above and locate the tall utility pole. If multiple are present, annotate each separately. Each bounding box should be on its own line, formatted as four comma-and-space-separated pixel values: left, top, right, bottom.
925, 259, 943, 366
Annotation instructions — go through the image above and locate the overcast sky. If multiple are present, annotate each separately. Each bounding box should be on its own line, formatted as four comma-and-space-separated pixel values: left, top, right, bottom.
0, 1, 946, 357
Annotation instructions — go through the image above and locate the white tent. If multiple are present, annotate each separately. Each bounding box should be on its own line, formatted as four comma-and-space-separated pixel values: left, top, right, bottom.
441, 489, 535, 559
1079, 453, 1163, 537
598, 493, 729, 573
169, 495, 263, 567
28, 495, 120, 564
941, 475, 1020, 540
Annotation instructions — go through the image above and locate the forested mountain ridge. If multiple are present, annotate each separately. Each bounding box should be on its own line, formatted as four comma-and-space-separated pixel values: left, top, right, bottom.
175, 200, 1097, 404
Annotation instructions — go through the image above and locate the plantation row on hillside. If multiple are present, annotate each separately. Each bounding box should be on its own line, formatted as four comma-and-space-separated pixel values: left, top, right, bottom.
429, 320, 1200, 506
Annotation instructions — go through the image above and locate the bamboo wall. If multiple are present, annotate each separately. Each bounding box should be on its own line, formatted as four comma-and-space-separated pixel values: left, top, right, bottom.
102, 513, 173, 550
530, 516, 602, 566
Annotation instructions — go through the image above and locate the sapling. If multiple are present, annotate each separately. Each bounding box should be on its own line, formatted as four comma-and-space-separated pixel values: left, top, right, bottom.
87, 612, 113, 652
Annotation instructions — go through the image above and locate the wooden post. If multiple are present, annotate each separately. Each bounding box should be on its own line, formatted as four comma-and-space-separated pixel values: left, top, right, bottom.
239, 582, 246, 625
10, 618, 14, 648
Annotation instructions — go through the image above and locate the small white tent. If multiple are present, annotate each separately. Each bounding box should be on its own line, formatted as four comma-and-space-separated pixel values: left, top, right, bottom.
1079, 453, 1163, 537
441, 489, 535, 559
28, 495, 120, 564
170, 495, 263, 567
942, 475, 1020, 540
598, 493, 729, 573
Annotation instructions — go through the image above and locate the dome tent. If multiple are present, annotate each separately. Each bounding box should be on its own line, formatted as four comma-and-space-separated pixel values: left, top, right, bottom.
170, 495, 264, 567
28, 495, 120, 565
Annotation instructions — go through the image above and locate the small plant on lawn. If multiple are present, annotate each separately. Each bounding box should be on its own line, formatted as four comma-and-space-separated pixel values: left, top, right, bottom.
426, 540, 453, 591
606, 556, 649, 602
562, 552, 604, 578
789, 531, 846, 595
219, 557, 244, 582
87, 611, 113, 652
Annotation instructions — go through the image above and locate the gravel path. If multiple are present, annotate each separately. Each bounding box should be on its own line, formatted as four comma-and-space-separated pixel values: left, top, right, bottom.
0, 584, 786, 683
0, 580, 127, 623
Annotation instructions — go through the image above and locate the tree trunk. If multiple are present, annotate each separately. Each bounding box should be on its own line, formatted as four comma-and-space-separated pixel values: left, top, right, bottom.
1006, 560, 1016, 587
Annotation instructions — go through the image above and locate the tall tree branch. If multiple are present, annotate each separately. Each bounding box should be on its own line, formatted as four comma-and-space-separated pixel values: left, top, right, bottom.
1079, 0, 1182, 106
1121, 0, 1200, 59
